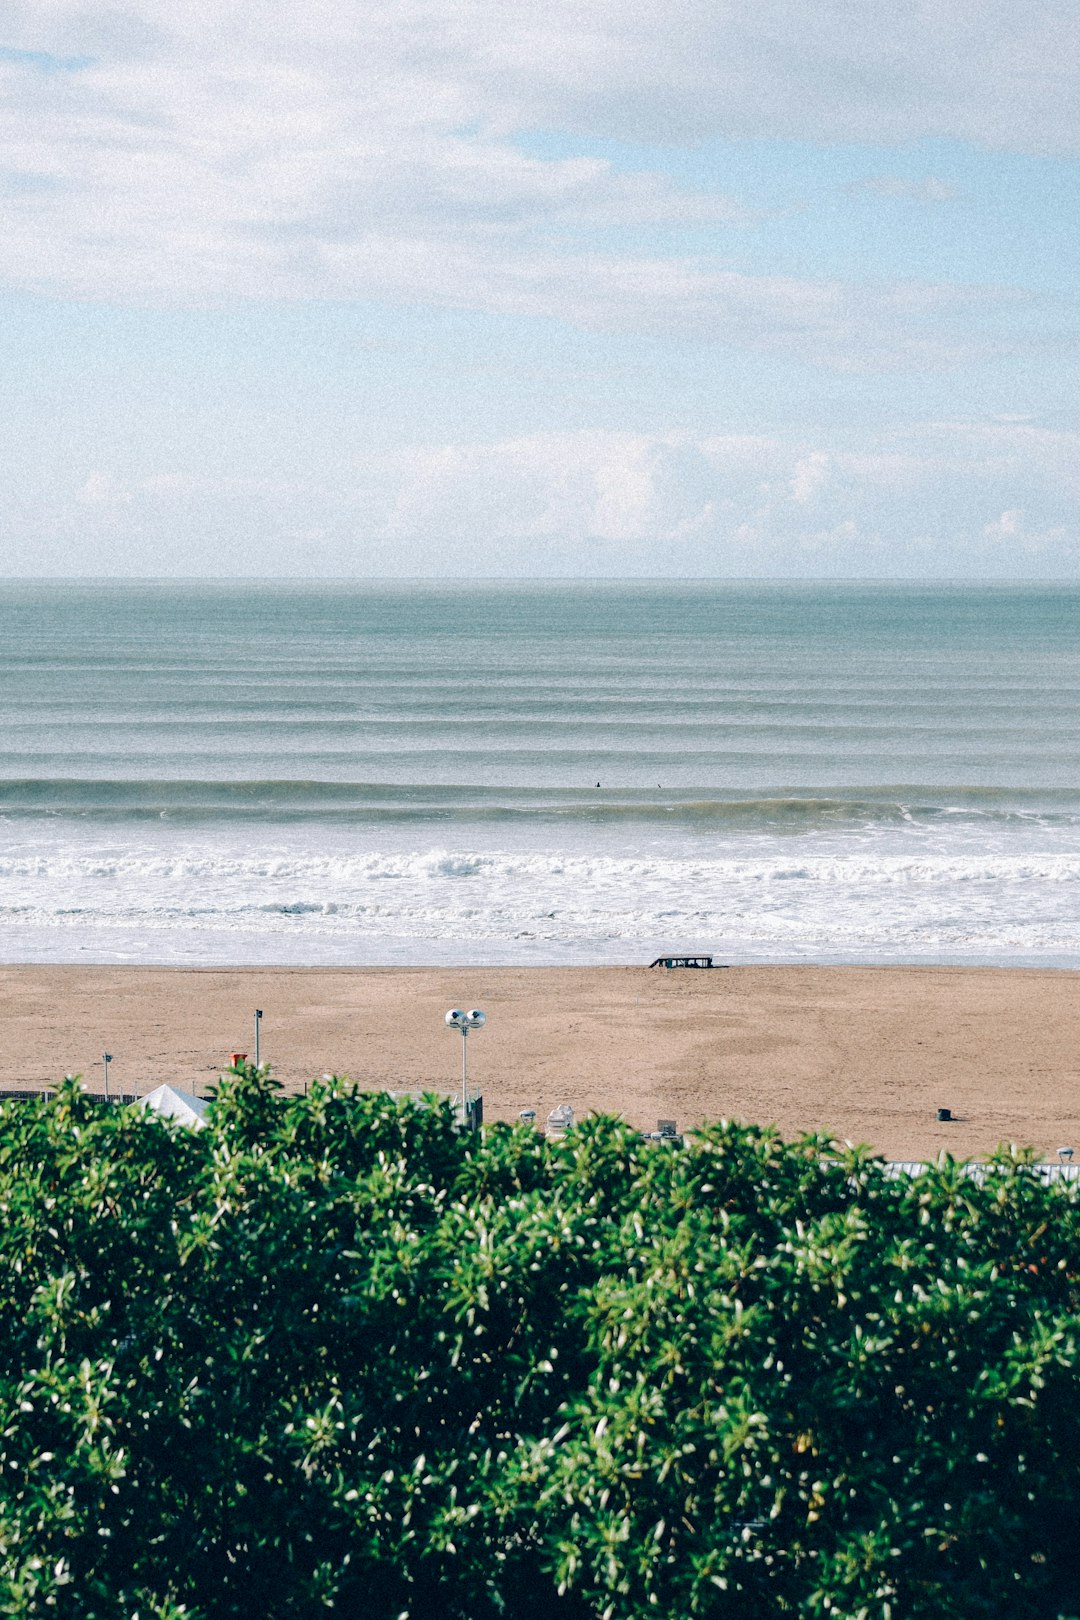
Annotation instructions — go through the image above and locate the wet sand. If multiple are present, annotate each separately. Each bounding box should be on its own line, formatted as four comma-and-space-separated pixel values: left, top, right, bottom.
0, 964, 1077, 1161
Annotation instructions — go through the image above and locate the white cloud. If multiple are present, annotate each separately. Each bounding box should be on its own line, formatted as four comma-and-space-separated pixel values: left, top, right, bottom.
32, 419, 1078, 577
2, 1, 1077, 582
8, 0, 1076, 152
791, 452, 831, 504
358, 420, 1080, 570
984, 508, 1023, 538
924, 421, 1080, 500
847, 176, 959, 203
75, 469, 131, 506
0, 2, 1073, 365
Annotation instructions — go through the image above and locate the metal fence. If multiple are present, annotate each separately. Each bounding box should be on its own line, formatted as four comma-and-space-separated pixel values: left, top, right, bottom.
0, 1089, 139, 1105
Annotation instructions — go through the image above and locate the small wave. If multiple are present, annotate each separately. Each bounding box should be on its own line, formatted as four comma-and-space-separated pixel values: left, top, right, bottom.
5, 847, 1080, 888
2, 778, 1080, 831
432, 855, 485, 877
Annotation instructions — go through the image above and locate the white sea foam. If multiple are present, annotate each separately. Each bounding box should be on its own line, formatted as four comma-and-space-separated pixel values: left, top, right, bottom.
3, 821, 1080, 964
7, 844, 1080, 888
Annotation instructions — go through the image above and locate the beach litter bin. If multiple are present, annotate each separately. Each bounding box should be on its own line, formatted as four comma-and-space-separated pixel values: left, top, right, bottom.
546, 1103, 574, 1139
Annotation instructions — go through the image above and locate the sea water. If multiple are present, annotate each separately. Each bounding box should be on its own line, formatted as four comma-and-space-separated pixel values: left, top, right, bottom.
1, 578, 1080, 965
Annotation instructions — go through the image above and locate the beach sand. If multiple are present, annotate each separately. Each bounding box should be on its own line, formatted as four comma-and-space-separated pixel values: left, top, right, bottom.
0, 964, 1077, 1161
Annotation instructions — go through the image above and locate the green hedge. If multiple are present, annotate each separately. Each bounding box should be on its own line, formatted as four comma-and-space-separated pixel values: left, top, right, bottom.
0, 1071, 1077, 1619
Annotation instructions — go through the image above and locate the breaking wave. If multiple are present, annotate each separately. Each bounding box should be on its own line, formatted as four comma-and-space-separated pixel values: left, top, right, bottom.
3, 778, 1080, 832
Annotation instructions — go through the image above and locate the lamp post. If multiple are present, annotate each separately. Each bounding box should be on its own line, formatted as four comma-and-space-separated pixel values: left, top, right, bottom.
254, 1008, 263, 1070
102, 1052, 112, 1102
444, 1008, 486, 1125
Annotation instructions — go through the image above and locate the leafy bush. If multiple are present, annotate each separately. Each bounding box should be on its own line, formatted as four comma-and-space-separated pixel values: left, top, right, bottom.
0, 1071, 1077, 1619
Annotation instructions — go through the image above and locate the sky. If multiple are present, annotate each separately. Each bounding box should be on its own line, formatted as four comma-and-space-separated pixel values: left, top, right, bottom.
1, 1, 1079, 578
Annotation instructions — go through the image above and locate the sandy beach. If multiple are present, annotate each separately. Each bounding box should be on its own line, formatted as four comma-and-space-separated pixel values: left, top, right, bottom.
1, 963, 1078, 1160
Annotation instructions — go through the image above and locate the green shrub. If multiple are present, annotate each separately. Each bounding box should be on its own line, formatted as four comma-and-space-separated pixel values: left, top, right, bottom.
0, 1071, 1076, 1619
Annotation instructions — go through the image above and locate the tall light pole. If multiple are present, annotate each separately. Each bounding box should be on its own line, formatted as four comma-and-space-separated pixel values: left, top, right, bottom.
254, 1008, 263, 1069
102, 1052, 112, 1102
444, 1009, 486, 1125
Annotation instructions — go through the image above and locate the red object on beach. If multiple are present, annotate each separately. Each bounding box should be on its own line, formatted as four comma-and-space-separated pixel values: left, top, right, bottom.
230, 1052, 247, 1067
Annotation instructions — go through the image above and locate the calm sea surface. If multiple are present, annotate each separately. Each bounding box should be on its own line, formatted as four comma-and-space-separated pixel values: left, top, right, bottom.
2, 579, 1080, 964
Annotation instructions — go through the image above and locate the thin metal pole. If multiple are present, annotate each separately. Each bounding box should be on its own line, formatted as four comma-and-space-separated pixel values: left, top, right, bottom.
255, 1009, 262, 1069
103, 1052, 111, 1102
461, 1026, 468, 1123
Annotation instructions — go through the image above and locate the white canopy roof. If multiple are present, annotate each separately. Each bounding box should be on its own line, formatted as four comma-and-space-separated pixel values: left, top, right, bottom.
134, 1084, 209, 1130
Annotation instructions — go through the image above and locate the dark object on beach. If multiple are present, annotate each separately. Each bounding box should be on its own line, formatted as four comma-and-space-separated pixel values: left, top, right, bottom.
938, 1106, 953, 1121
640, 1118, 682, 1144
649, 955, 718, 969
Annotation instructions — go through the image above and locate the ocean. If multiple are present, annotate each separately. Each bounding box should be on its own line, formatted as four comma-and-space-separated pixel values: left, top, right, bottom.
1, 578, 1079, 966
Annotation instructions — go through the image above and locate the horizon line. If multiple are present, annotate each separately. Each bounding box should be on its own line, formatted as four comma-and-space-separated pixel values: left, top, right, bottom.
4, 574, 1080, 587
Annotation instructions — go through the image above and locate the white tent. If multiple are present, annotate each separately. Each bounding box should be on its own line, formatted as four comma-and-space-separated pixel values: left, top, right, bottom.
133, 1084, 209, 1130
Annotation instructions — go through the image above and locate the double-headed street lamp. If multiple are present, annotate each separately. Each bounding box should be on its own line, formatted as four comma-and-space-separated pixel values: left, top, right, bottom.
444, 1008, 485, 1123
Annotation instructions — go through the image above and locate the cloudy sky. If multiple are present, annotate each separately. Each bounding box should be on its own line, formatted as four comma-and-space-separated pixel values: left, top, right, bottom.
1, 0, 1079, 576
